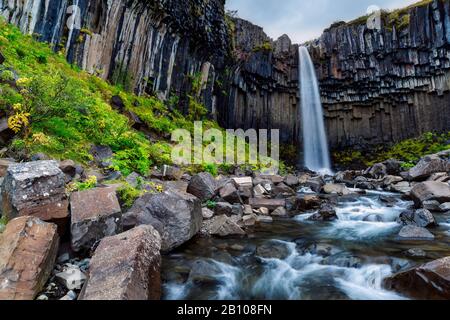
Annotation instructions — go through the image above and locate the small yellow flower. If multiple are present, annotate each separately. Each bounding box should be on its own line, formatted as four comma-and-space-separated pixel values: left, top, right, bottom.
16, 77, 31, 87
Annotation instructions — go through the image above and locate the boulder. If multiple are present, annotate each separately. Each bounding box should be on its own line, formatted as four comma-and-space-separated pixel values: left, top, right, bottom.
305, 176, 325, 193
422, 200, 442, 211
383, 159, 404, 176
322, 183, 352, 196
219, 182, 242, 204
271, 207, 288, 216
253, 184, 267, 197
390, 181, 412, 194
243, 205, 253, 215
296, 195, 322, 211
386, 256, 450, 299
80, 225, 161, 300
215, 202, 233, 216
123, 190, 202, 252
236, 183, 251, 199
410, 181, 450, 206
272, 183, 295, 197
162, 165, 184, 181
232, 177, 253, 188
232, 204, 244, 215
284, 175, 299, 187
0, 217, 59, 300
249, 198, 286, 211
70, 187, 122, 252
398, 225, 435, 240
1, 161, 69, 226
55, 265, 87, 291
308, 204, 338, 221
187, 260, 225, 285
89, 145, 113, 168
408, 155, 450, 181
256, 242, 291, 260
202, 215, 245, 237
259, 174, 284, 184
257, 207, 269, 215
58, 160, 77, 178
382, 175, 403, 187
202, 208, 214, 220
187, 172, 217, 201
242, 214, 257, 226
365, 163, 387, 179
397, 209, 437, 228
440, 202, 450, 212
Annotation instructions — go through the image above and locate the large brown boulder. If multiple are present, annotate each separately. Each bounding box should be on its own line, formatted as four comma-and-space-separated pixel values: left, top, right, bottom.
1, 161, 69, 226
80, 225, 161, 300
386, 256, 450, 299
202, 215, 245, 237
187, 172, 217, 201
123, 190, 202, 252
249, 198, 286, 211
410, 181, 450, 207
70, 187, 122, 252
408, 155, 450, 181
0, 217, 59, 300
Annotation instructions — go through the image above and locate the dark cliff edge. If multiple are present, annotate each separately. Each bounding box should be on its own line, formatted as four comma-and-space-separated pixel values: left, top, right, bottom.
310, 0, 450, 150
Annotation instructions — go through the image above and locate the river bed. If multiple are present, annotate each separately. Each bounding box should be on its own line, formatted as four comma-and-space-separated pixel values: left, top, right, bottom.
162, 190, 450, 300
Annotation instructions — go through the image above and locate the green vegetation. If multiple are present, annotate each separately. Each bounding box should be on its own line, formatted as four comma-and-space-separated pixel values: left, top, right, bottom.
334, 132, 450, 169
0, 19, 285, 178
253, 41, 273, 53
205, 200, 217, 210
117, 180, 164, 208
67, 176, 98, 192
346, 0, 434, 30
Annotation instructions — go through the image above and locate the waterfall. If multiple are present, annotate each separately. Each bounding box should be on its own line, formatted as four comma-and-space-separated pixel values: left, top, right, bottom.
299, 46, 332, 174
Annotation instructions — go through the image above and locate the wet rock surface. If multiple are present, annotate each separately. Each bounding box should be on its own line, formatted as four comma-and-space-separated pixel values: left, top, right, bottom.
0, 217, 59, 300
80, 225, 161, 300
123, 190, 202, 252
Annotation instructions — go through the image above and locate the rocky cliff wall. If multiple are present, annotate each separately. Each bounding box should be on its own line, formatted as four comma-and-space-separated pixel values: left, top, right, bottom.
0, 0, 230, 114
310, 0, 450, 150
216, 18, 300, 145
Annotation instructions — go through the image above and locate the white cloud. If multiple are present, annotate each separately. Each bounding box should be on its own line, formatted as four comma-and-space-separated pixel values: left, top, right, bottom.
226, 0, 420, 43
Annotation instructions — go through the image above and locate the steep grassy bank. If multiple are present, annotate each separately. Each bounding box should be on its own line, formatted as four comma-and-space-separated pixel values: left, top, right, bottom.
334, 131, 450, 170
0, 20, 282, 177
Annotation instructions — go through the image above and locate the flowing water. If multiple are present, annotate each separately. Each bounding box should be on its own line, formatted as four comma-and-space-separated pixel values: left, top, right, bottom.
162, 190, 450, 300
299, 46, 332, 174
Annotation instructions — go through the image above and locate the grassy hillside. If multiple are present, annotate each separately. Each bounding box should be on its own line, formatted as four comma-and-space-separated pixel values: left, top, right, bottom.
0, 19, 254, 176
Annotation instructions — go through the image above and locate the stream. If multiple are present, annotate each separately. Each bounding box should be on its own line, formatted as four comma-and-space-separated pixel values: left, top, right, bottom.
162, 190, 450, 300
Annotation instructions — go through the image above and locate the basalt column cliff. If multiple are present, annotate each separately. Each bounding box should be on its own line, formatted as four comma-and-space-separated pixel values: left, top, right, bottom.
310, 0, 450, 150
0, 0, 231, 114
2, 0, 450, 152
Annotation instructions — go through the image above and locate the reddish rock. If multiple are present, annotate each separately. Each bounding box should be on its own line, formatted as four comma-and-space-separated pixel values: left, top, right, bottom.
249, 198, 286, 210
0, 217, 59, 300
70, 187, 122, 252
80, 225, 161, 300
386, 256, 450, 300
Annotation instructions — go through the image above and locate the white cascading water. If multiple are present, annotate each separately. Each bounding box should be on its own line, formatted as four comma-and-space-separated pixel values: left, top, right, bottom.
299, 46, 332, 174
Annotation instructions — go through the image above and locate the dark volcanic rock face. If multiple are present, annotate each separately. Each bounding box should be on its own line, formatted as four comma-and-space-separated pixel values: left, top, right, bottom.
217, 18, 300, 145
310, 0, 450, 149
0, 0, 230, 111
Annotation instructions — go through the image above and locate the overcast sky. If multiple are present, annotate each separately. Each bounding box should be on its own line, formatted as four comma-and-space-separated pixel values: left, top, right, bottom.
226, 0, 419, 43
